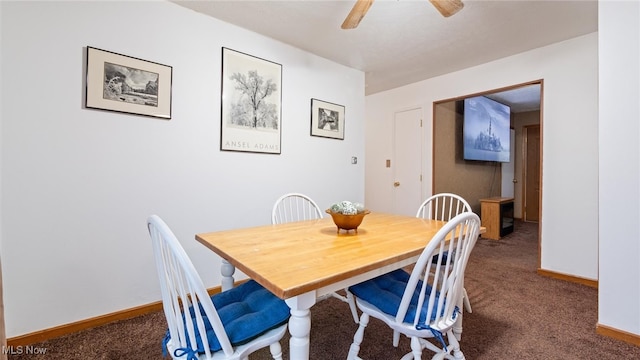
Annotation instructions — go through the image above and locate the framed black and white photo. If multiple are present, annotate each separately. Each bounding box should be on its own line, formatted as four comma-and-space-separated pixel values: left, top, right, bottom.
221, 48, 282, 154
85, 47, 172, 119
310, 98, 345, 140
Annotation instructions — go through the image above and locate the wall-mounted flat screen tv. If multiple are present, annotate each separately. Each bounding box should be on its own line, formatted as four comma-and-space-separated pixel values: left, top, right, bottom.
463, 96, 511, 162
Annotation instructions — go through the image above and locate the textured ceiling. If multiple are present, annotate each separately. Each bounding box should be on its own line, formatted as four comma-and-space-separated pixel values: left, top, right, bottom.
172, 0, 597, 110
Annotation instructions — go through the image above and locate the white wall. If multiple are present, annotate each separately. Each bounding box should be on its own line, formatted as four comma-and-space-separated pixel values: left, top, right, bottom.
365, 34, 599, 280
598, 1, 640, 335
0, 0, 5, 352
0, 1, 365, 337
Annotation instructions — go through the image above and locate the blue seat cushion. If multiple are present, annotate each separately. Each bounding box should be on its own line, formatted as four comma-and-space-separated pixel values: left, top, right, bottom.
432, 249, 460, 265
164, 280, 290, 355
348, 269, 440, 325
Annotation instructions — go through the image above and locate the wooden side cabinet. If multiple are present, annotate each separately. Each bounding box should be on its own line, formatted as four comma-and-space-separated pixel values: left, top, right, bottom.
480, 197, 514, 240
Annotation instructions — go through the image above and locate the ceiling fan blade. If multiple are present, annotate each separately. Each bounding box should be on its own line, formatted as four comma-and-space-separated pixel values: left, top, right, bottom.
341, 0, 374, 29
429, 0, 464, 17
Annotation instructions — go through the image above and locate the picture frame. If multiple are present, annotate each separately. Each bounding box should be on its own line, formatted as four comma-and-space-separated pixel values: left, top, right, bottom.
85, 46, 172, 119
310, 98, 345, 140
221, 47, 282, 154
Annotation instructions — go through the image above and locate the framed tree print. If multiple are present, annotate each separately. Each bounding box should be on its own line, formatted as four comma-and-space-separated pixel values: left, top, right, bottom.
85, 46, 172, 119
310, 98, 345, 140
220, 47, 282, 154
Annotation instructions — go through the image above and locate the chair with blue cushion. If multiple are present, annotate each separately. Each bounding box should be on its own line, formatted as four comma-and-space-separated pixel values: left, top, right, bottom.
346, 212, 481, 360
416, 193, 473, 315
147, 215, 290, 360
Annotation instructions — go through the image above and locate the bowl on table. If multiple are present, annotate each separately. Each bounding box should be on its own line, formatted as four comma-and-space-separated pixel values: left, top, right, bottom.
325, 209, 370, 234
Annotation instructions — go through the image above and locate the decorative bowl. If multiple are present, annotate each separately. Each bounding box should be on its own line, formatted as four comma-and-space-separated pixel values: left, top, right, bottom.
326, 209, 371, 234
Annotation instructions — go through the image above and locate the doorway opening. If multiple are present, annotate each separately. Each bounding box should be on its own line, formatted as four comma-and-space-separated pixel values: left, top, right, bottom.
432, 80, 543, 266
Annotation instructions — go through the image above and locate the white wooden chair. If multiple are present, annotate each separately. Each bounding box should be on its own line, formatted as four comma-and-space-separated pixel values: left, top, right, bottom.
417, 193, 473, 314
346, 212, 481, 360
147, 215, 289, 360
271, 192, 323, 224
386, 193, 474, 347
271, 193, 358, 321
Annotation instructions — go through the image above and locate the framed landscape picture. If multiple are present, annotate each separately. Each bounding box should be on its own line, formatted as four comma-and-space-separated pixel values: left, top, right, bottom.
310, 98, 345, 140
221, 47, 282, 154
85, 46, 172, 119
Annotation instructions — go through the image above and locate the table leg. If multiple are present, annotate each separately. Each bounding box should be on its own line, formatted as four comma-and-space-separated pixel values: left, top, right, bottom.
285, 292, 316, 360
221, 259, 235, 291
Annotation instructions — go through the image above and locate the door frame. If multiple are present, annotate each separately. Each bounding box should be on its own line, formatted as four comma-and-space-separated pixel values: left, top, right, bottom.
431, 80, 543, 270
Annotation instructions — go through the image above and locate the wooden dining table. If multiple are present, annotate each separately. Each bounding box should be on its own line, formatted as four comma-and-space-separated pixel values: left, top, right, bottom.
195, 212, 473, 360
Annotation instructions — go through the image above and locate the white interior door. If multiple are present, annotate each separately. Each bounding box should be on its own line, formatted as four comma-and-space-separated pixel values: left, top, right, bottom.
393, 108, 423, 216
501, 129, 516, 197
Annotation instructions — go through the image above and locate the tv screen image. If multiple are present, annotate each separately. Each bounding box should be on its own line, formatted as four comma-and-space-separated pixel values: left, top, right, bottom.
463, 96, 511, 162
